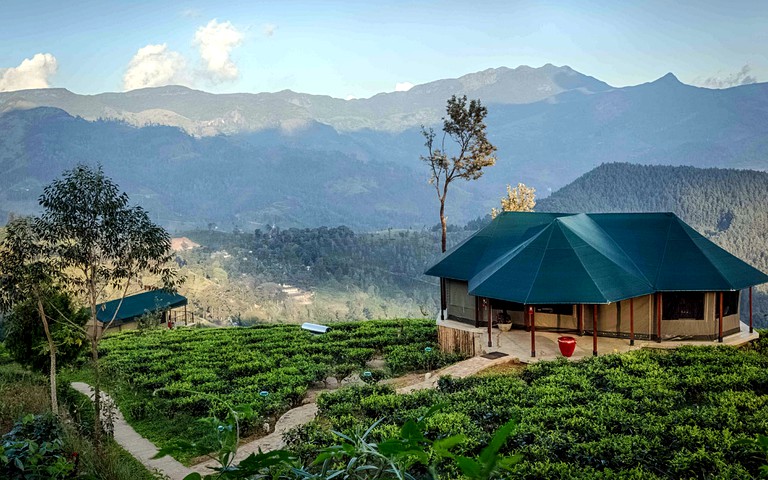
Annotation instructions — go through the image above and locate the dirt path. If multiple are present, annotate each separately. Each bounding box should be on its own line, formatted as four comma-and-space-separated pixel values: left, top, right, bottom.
191, 402, 319, 475
70, 382, 194, 480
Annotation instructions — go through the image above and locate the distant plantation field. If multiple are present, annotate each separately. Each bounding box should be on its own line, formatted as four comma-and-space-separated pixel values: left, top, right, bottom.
87, 319, 461, 463
290, 342, 768, 478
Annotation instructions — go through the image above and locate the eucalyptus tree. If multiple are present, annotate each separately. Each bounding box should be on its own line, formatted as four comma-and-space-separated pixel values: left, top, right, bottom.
37, 164, 180, 444
0, 217, 61, 412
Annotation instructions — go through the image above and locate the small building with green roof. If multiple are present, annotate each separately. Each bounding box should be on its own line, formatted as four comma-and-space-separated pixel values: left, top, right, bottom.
425, 212, 768, 357
94, 289, 189, 334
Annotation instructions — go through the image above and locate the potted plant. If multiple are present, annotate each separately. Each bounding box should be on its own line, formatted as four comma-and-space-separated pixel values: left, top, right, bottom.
497, 311, 512, 332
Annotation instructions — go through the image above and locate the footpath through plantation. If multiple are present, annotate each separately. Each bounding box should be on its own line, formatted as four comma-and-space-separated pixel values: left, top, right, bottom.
76, 319, 461, 463
64, 323, 768, 478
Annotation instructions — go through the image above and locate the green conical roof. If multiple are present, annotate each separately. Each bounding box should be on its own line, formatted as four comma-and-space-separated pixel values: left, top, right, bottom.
425, 212, 768, 304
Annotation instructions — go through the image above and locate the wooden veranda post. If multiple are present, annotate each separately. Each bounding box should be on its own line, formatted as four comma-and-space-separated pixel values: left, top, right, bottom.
440, 278, 446, 320
487, 298, 492, 348
592, 305, 598, 356
578, 304, 583, 336
530, 306, 536, 358
656, 292, 662, 343
750, 287, 753, 334
629, 297, 635, 346
474, 296, 479, 328
718, 292, 724, 343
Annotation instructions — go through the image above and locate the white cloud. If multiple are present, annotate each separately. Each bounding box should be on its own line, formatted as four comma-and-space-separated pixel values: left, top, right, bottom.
180, 8, 202, 18
395, 81, 414, 92
697, 64, 758, 89
345, 95, 357, 100
194, 19, 243, 82
0, 53, 57, 92
262, 23, 277, 37
122, 44, 188, 91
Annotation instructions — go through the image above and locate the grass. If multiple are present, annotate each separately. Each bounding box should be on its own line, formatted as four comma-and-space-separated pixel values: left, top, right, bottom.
0, 344, 51, 433
0, 342, 158, 479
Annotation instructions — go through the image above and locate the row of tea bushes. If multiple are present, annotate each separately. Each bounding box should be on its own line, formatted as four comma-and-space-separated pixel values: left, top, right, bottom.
289, 345, 768, 478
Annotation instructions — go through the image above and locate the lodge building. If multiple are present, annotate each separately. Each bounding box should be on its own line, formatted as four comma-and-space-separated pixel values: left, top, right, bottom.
425, 212, 768, 357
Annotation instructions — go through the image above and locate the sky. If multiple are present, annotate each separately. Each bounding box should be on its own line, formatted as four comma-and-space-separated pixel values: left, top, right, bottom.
1, 0, 766, 98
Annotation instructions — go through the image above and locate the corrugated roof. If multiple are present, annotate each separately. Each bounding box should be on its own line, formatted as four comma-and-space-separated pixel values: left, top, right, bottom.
96, 290, 187, 324
425, 212, 768, 304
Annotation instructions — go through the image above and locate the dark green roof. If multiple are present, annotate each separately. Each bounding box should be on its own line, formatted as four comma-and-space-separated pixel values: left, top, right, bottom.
425, 212, 768, 304
96, 290, 187, 324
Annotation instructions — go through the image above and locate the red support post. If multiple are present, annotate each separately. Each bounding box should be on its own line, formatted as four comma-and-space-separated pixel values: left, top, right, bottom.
656, 292, 662, 343
719, 292, 724, 343
629, 297, 635, 346
487, 298, 493, 348
592, 305, 598, 356
578, 304, 583, 336
530, 306, 536, 357
750, 287, 753, 334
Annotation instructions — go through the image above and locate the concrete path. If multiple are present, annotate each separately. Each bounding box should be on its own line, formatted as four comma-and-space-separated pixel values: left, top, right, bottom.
70, 382, 195, 480
72, 355, 510, 476
191, 403, 318, 475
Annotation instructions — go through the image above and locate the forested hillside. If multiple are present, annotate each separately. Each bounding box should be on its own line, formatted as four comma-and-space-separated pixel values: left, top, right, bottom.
175, 227, 471, 324
538, 163, 768, 321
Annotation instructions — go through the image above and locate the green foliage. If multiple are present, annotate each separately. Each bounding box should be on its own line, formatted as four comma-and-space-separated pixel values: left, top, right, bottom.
385, 344, 464, 376
184, 225, 461, 321
296, 345, 768, 478
158, 402, 519, 480
0, 414, 75, 479
0, 362, 51, 437
3, 289, 87, 373
93, 319, 462, 462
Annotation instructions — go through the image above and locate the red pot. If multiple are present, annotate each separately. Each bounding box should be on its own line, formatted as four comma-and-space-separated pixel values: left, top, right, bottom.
558, 336, 577, 357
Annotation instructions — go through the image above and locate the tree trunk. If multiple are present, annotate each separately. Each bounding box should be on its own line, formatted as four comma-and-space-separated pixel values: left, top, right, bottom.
36, 297, 58, 414
88, 285, 103, 446
440, 199, 447, 253
91, 336, 102, 446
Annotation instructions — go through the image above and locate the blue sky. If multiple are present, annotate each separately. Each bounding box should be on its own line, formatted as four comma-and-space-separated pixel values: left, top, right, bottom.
1, 0, 766, 98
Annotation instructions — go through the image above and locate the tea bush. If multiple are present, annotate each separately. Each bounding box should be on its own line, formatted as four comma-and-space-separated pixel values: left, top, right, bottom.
292, 345, 768, 478
93, 319, 461, 462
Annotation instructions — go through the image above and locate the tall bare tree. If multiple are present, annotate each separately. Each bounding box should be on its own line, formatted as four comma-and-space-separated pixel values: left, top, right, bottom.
422, 95, 497, 253
37, 164, 180, 444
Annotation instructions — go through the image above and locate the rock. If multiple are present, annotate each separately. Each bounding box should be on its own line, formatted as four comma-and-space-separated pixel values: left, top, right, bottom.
325, 377, 339, 388
424, 372, 433, 380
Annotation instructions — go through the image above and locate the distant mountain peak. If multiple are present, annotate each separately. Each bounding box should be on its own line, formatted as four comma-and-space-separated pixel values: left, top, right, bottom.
653, 72, 683, 85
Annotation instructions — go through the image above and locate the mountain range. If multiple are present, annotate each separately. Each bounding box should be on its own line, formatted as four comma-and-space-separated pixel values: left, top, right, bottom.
1, 64, 767, 229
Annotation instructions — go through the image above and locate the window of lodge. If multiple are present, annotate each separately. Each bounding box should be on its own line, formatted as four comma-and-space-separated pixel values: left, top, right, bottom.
715, 291, 740, 317
662, 292, 705, 320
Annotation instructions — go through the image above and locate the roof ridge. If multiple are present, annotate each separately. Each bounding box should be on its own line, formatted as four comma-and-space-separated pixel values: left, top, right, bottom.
577, 214, 654, 287
652, 216, 675, 287
468, 223, 551, 293
522, 224, 556, 304
670, 217, 733, 289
